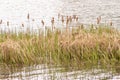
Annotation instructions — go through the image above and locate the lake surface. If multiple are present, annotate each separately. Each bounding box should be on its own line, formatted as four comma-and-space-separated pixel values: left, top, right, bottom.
0, 0, 120, 80
0, 64, 120, 80
0, 0, 120, 27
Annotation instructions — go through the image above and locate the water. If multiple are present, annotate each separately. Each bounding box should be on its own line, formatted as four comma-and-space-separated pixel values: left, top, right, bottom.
0, 0, 120, 79
0, 0, 120, 27
0, 64, 120, 80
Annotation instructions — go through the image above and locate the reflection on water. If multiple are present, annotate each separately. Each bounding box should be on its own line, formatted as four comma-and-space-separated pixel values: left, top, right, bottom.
0, 64, 120, 80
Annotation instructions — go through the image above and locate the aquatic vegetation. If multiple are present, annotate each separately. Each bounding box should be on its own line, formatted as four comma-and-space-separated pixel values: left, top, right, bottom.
0, 13, 119, 67
0, 24, 119, 67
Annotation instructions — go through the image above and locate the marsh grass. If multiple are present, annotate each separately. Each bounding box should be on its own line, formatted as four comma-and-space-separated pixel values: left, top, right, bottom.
0, 25, 119, 68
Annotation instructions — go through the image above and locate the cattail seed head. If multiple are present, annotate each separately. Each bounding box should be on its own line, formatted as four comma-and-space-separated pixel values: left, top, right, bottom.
7, 21, 9, 26
41, 20, 44, 26
22, 23, 24, 27
51, 17, 55, 30
99, 16, 101, 21
110, 21, 113, 26
58, 13, 60, 20
27, 13, 30, 20
81, 24, 84, 29
51, 17, 54, 24
0, 20, 2, 24
69, 16, 72, 23
73, 15, 76, 19
97, 18, 100, 24
61, 16, 64, 23
76, 16, 78, 22
32, 19, 35, 22
97, 16, 101, 24
66, 16, 69, 25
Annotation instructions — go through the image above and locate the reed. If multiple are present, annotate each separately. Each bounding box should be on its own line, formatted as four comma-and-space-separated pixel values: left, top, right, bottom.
51, 17, 55, 31
27, 13, 30, 20
7, 21, 9, 27
0, 24, 119, 67
41, 20, 44, 27
0, 20, 2, 24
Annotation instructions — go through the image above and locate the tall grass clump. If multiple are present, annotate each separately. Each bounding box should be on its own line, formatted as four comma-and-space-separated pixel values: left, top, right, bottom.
0, 25, 119, 68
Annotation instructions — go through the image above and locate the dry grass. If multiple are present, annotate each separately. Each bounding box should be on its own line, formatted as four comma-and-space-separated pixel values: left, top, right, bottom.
0, 25, 119, 67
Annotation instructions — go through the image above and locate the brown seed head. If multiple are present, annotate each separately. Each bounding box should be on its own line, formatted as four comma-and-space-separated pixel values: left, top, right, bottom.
69, 16, 72, 22
61, 16, 64, 23
58, 13, 60, 19
22, 23, 24, 27
97, 16, 101, 24
41, 20, 44, 26
7, 21, 9, 26
76, 16, 78, 21
32, 19, 35, 22
110, 21, 113, 26
73, 15, 76, 19
66, 16, 69, 24
0, 20, 2, 24
27, 13, 30, 20
51, 17, 54, 24
97, 18, 100, 24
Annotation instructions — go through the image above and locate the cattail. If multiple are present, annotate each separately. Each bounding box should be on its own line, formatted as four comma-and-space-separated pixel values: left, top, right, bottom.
0, 20, 2, 24
22, 23, 24, 27
41, 20, 44, 26
51, 17, 54, 25
91, 24, 94, 29
66, 16, 69, 20
69, 16, 72, 23
110, 21, 113, 26
97, 18, 100, 24
32, 19, 35, 22
7, 21, 9, 26
73, 15, 76, 20
76, 16, 78, 22
81, 24, 84, 29
51, 17, 55, 30
99, 16, 101, 21
58, 13, 60, 20
61, 16, 64, 23
66, 16, 69, 30
97, 16, 101, 24
66, 16, 69, 25
27, 13, 30, 20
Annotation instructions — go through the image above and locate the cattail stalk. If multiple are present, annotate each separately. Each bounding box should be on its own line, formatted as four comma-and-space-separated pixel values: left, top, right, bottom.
0, 20, 2, 24
51, 17, 55, 31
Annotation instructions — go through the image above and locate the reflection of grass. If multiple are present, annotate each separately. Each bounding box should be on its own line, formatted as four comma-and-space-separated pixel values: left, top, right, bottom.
0, 25, 119, 67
